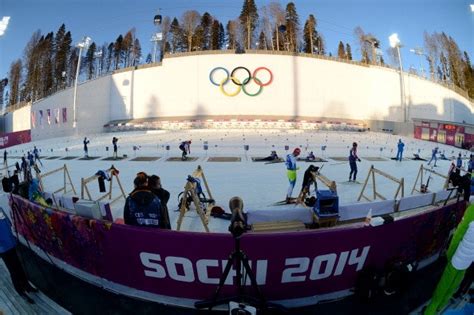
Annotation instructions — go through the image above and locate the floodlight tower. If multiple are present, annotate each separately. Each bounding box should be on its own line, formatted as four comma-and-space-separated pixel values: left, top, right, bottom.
389, 33, 407, 123
151, 10, 163, 63
73, 36, 92, 130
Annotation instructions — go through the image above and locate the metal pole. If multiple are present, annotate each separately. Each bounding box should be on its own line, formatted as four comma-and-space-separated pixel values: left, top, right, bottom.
73, 46, 84, 129
152, 39, 157, 63
396, 46, 406, 123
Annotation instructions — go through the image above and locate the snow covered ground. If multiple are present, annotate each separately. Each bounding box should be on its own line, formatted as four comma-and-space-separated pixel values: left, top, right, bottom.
3, 129, 471, 232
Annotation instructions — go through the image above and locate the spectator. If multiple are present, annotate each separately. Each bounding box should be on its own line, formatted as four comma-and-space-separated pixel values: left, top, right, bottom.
0, 207, 38, 304
148, 175, 171, 229
123, 172, 161, 228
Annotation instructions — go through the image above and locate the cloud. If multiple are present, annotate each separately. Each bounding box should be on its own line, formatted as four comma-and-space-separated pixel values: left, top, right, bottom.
0, 16, 11, 37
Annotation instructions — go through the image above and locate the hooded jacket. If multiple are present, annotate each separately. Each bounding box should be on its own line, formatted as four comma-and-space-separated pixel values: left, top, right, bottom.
123, 189, 161, 227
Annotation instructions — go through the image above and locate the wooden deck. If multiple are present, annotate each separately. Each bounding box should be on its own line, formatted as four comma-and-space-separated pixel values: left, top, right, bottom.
0, 260, 70, 315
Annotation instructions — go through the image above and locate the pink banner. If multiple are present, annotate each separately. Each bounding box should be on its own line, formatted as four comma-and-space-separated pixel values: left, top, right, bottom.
9, 195, 465, 305
47, 109, 51, 125
0, 130, 31, 148
55, 109, 60, 124
31, 112, 36, 128
62, 108, 67, 123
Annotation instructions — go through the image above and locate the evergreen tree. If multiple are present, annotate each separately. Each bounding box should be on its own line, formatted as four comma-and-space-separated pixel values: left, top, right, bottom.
210, 20, 220, 50
218, 23, 225, 50
337, 41, 346, 59
53, 24, 69, 91
85, 42, 97, 80
303, 14, 316, 53
226, 20, 238, 50
132, 38, 142, 66
8, 59, 22, 106
193, 25, 204, 51
122, 29, 135, 67
105, 43, 114, 73
257, 31, 267, 49
462, 51, 474, 97
68, 47, 78, 87
239, 0, 259, 49
346, 43, 352, 60
285, 2, 299, 52
113, 35, 123, 70
440, 52, 448, 81
23, 31, 41, 102
315, 33, 325, 55
170, 17, 184, 53
160, 16, 171, 57
39, 32, 54, 98
199, 12, 213, 50
0, 78, 8, 107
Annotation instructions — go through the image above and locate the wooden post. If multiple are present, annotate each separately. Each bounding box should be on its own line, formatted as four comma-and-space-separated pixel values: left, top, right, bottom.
80, 165, 125, 204
37, 164, 76, 195
358, 165, 404, 202
176, 180, 210, 232
372, 167, 376, 200
411, 165, 423, 194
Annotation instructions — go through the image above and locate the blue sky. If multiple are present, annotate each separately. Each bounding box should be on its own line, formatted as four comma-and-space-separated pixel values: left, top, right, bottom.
0, 0, 472, 78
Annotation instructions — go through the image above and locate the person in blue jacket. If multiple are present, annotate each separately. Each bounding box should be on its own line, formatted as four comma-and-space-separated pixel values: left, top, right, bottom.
0, 207, 38, 303
396, 139, 405, 162
427, 147, 438, 167
455, 153, 463, 175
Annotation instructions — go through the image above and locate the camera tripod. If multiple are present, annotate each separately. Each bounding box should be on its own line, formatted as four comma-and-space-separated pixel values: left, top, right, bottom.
195, 233, 264, 310
195, 234, 282, 312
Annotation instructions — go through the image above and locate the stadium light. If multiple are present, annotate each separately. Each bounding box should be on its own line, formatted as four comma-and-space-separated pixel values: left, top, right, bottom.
389, 33, 407, 123
73, 36, 92, 130
151, 9, 163, 63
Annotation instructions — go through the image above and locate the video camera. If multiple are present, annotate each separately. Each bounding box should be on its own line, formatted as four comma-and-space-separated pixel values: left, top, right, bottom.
228, 197, 249, 238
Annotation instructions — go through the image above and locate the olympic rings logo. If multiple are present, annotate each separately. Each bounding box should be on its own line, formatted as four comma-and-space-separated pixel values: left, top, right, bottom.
209, 66, 273, 97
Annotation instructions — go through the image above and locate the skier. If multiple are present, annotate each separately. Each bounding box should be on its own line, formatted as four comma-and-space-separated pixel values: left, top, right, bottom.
112, 137, 118, 159
3, 150, 7, 165
455, 153, 462, 175
179, 140, 191, 160
83, 137, 90, 158
349, 142, 361, 182
33, 146, 42, 166
285, 148, 301, 203
255, 151, 278, 162
306, 151, 316, 161
396, 139, 405, 162
427, 147, 438, 167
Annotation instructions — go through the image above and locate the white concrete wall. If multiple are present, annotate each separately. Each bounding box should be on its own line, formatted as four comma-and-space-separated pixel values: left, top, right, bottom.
4, 104, 31, 132
8, 53, 471, 141
30, 76, 111, 140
